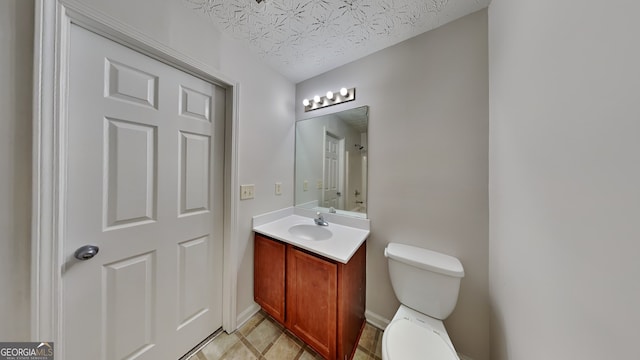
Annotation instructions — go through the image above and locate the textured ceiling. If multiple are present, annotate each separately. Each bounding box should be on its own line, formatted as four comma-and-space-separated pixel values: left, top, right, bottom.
185, 0, 490, 82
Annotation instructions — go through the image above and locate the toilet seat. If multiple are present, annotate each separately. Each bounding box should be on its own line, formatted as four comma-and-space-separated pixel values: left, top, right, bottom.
383, 318, 459, 360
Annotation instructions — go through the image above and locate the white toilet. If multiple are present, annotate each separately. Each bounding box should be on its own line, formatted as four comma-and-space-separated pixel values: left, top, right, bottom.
382, 243, 465, 360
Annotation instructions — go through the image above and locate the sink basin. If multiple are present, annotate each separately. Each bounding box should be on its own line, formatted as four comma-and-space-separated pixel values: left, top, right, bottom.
288, 224, 332, 241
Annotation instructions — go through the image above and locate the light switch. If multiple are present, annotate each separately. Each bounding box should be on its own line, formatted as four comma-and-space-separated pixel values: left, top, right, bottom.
240, 184, 255, 200
275, 182, 282, 195
317, 180, 323, 189
303, 180, 308, 191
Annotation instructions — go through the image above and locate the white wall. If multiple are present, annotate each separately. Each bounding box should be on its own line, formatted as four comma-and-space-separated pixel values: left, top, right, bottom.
0, 0, 295, 337
489, 1, 640, 359
0, 0, 34, 341
297, 10, 489, 360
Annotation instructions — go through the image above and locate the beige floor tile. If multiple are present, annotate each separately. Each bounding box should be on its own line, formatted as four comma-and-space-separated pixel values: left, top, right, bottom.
189, 352, 206, 360
238, 311, 265, 336
358, 323, 377, 352
300, 346, 325, 360
353, 348, 372, 360
221, 341, 257, 360
298, 349, 321, 360
245, 318, 282, 353
374, 329, 383, 359
264, 333, 302, 360
194, 311, 385, 360
200, 332, 240, 360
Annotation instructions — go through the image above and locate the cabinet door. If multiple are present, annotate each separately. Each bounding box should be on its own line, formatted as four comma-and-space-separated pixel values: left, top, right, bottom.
254, 234, 286, 323
287, 246, 337, 359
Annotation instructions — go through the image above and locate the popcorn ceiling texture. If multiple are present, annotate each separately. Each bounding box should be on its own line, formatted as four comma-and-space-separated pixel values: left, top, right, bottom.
185, 0, 489, 82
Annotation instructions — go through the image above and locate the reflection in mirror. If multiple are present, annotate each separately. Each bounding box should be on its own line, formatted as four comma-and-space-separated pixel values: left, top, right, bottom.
295, 106, 368, 219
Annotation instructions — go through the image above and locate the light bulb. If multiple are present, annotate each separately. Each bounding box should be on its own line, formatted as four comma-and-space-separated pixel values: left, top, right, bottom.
340, 87, 348, 96
326, 91, 334, 100
313, 95, 321, 103
302, 98, 310, 106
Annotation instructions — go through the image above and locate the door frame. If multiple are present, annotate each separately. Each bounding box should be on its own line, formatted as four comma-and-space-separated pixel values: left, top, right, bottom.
31, 0, 240, 352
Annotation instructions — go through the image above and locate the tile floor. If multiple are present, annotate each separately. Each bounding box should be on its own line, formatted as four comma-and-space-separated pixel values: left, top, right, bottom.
189, 310, 383, 360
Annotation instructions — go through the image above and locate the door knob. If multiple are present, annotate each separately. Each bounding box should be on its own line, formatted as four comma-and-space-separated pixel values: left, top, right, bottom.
74, 245, 99, 260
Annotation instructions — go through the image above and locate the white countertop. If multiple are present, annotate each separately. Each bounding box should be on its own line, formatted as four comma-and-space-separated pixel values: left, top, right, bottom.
252, 209, 370, 264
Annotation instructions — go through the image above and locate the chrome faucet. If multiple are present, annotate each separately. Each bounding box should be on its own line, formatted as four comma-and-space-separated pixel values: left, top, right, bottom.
314, 212, 329, 226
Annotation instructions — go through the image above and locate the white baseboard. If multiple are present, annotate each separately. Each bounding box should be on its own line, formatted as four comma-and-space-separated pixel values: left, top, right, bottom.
235, 302, 261, 332
364, 309, 391, 330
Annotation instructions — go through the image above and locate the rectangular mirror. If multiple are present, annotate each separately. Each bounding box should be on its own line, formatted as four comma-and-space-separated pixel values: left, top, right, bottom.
295, 106, 368, 218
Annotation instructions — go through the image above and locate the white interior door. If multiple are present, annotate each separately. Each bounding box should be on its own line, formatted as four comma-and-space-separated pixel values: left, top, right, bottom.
63, 24, 224, 360
323, 133, 343, 208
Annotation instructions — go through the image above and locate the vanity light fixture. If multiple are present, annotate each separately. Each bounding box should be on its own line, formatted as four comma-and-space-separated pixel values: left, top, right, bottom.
302, 87, 356, 112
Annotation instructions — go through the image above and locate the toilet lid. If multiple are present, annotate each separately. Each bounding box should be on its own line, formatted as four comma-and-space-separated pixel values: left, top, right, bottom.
384, 319, 458, 360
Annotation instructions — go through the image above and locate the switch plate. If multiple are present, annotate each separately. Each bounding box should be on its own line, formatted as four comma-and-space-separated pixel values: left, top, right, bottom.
240, 184, 255, 200
317, 180, 323, 189
303, 180, 308, 191
275, 182, 282, 195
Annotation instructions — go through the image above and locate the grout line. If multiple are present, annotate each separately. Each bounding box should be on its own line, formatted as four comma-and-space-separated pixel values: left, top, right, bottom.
194, 311, 384, 360
239, 335, 263, 359
239, 311, 267, 336
259, 331, 280, 357
292, 346, 305, 360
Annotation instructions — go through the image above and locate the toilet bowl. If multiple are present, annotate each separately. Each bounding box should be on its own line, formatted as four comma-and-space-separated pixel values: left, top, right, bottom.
382, 243, 464, 360
382, 305, 459, 360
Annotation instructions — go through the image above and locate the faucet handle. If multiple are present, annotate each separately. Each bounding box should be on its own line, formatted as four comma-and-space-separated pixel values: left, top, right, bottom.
314, 212, 329, 226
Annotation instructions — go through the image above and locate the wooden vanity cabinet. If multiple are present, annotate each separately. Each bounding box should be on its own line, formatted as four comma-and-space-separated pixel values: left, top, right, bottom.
287, 246, 338, 358
254, 234, 286, 323
254, 233, 366, 360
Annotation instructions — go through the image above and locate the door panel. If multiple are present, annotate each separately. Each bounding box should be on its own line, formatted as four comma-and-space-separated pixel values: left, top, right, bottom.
104, 118, 157, 229
179, 86, 211, 122
103, 252, 156, 360
65, 24, 224, 360
179, 132, 210, 215
105, 58, 158, 109
177, 236, 210, 329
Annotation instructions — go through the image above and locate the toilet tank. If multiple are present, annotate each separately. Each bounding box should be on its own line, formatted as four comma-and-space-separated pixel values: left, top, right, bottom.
384, 243, 464, 320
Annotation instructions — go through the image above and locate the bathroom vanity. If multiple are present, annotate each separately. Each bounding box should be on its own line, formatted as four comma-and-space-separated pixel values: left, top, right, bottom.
252, 211, 369, 360
254, 234, 365, 360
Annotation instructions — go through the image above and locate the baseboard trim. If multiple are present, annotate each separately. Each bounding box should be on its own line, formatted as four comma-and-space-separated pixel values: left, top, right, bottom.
364, 309, 391, 330
235, 302, 261, 331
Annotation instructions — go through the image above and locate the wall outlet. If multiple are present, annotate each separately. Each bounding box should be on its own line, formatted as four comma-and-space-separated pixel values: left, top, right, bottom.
240, 184, 255, 200
275, 182, 282, 195
303, 180, 308, 191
